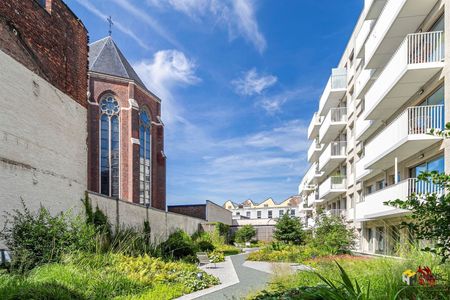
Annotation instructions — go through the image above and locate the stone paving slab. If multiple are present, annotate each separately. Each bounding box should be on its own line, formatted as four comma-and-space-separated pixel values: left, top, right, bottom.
243, 261, 314, 274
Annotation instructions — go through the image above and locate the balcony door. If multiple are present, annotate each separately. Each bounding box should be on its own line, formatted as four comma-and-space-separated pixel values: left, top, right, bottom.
416, 85, 444, 131
409, 155, 444, 194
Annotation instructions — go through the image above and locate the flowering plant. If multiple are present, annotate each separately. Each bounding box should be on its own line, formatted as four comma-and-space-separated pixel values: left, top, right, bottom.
416, 266, 436, 286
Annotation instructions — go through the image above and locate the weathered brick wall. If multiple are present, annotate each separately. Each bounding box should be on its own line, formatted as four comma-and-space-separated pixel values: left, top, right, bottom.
0, 0, 88, 107
167, 205, 207, 220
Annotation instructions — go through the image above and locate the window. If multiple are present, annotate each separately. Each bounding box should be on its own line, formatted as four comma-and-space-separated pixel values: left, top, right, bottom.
99, 96, 120, 198
246, 211, 250, 218
257, 211, 261, 219
279, 210, 284, 217
268, 210, 272, 218
290, 209, 295, 216
139, 110, 152, 205
37, 0, 46, 8
410, 155, 444, 178
236, 212, 240, 217
376, 180, 385, 190
365, 185, 373, 195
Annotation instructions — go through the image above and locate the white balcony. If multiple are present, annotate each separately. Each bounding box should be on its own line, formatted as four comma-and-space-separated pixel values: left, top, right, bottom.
365, 31, 444, 120
308, 112, 322, 140
364, 105, 444, 170
319, 107, 347, 144
355, 178, 443, 220
318, 68, 347, 116
365, 0, 439, 69
319, 176, 347, 201
356, 19, 375, 58
325, 209, 347, 218
307, 140, 323, 163
355, 114, 380, 142
307, 191, 319, 207
355, 155, 374, 182
363, 0, 386, 20
354, 68, 375, 100
319, 141, 347, 175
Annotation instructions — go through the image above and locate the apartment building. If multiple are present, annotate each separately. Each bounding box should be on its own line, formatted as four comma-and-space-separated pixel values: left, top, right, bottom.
298, 0, 448, 256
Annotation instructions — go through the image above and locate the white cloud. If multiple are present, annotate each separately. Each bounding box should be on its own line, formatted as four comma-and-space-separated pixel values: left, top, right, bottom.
74, 0, 150, 49
134, 50, 200, 124
231, 0, 266, 53
146, 0, 267, 53
232, 68, 277, 96
111, 0, 183, 49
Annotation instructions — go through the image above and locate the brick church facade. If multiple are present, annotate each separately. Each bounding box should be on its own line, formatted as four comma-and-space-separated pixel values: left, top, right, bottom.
87, 37, 166, 209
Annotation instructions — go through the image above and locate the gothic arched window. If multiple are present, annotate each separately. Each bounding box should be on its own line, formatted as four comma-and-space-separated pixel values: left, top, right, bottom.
100, 95, 120, 198
139, 109, 151, 204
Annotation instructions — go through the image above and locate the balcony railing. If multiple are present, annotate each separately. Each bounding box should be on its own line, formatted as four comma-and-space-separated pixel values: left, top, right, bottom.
365, 31, 444, 120
365, 0, 438, 69
318, 141, 347, 173
357, 178, 444, 220
407, 31, 444, 64
308, 112, 322, 139
364, 105, 444, 169
318, 68, 347, 116
325, 209, 347, 218
319, 176, 347, 200
407, 105, 444, 134
319, 108, 347, 144
307, 140, 323, 162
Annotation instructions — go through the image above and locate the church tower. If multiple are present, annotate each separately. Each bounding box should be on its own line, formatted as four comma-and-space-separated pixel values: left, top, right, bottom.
87, 37, 166, 210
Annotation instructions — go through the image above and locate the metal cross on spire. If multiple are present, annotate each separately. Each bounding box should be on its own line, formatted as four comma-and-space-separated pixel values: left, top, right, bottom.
107, 16, 114, 36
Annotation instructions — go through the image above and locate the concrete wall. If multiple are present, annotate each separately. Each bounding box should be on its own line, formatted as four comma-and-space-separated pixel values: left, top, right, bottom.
0, 50, 88, 247
88, 192, 203, 242
205, 200, 232, 225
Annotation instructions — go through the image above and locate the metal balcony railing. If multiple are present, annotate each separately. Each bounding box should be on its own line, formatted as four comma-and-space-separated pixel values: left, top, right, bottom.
330, 107, 347, 123
330, 68, 347, 89
331, 141, 347, 156
330, 176, 347, 189
407, 105, 444, 135
407, 31, 444, 65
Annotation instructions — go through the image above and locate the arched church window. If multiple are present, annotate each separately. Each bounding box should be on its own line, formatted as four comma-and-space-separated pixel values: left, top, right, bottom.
139, 109, 151, 205
99, 95, 120, 198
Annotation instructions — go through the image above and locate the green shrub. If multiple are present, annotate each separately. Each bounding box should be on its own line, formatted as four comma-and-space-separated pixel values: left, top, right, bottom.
247, 244, 330, 263
312, 213, 355, 254
0, 201, 97, 273
159, 230, 195, 260
273, 212, 305, 245
235, 225, 256, 243
196, 240, 215, 252
208, 251, 225, 263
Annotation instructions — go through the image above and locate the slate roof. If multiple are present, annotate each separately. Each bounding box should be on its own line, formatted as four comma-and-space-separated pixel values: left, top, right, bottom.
89, 36, 147, 91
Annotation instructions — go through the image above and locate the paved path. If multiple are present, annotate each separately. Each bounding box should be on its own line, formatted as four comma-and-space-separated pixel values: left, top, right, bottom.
194, 253, 271, 300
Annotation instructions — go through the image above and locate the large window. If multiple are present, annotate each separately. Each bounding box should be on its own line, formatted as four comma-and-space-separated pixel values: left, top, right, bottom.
100, 96, 120, 198
139, 110, 152, 205
410, 155, 444, 178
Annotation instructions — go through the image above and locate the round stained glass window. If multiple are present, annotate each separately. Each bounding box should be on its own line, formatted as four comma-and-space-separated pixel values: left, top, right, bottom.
100, 96, 120, 116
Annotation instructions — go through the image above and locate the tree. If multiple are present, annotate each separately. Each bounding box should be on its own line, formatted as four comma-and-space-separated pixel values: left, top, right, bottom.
235, 225, 256, 243
385, 171, 450, 262
313, 213, 355, 254
273, 211, 305, 244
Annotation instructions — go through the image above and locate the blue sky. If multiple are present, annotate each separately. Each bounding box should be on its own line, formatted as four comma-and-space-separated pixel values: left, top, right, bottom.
66, 0, 363, 205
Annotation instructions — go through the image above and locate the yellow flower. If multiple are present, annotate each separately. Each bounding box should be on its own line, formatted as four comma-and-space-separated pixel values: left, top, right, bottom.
403, 269, 416, 277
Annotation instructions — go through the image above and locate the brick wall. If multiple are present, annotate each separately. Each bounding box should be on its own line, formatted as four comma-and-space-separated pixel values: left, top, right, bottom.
0, 0, 88, 107
167, 205, 207, 220
88, 75, 166, 210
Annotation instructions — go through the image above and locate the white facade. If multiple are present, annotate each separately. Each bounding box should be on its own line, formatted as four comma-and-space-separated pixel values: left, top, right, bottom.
224, 197, 301, 223
298, 0, 448, 255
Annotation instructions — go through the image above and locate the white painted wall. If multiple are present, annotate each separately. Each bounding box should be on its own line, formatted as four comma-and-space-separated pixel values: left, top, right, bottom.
0, 50, 88, 247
